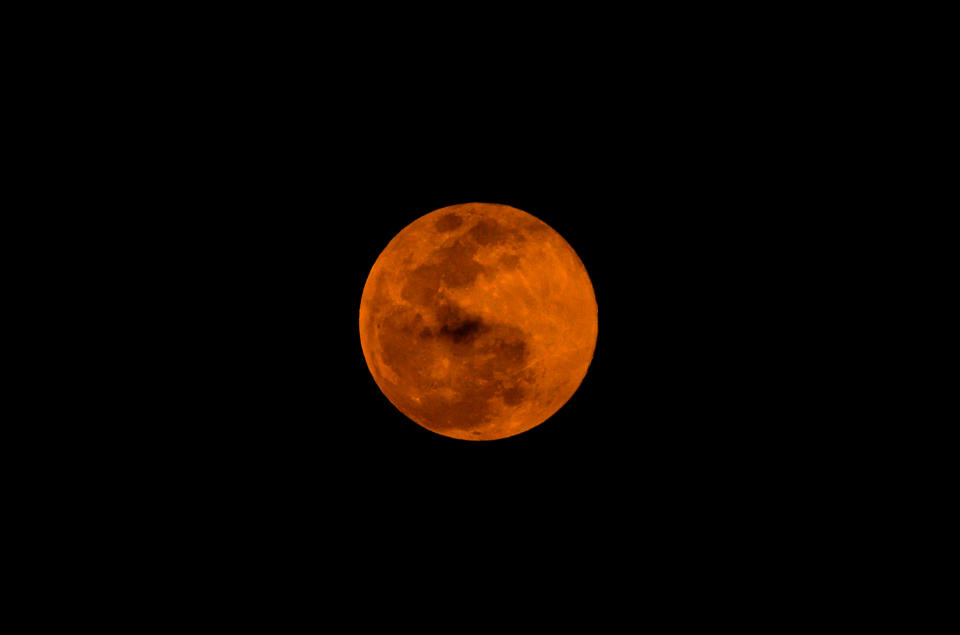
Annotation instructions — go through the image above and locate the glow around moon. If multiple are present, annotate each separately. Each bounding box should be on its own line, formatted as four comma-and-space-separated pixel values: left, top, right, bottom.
359, 203, 597, 441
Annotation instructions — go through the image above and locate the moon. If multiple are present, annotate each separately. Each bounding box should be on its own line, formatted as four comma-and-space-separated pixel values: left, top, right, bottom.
359, 203, 597, 441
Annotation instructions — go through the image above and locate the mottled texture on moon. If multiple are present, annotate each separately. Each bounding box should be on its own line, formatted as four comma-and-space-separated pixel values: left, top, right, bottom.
359, 203, 598, 440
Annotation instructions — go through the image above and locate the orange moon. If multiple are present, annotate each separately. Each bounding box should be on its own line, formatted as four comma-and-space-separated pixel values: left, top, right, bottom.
359, 203, 598, 441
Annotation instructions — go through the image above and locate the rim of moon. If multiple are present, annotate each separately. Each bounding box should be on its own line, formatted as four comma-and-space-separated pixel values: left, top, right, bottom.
359, 203, 598, 441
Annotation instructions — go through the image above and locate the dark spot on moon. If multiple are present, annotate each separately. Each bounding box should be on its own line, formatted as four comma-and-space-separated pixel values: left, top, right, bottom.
435, 214, 463, 232
524, 220, 551, 235
400, 263, 442, 306
440, 318, 484, 344
489, 336, 527, 365
437, 242, 484, 287
469, 219, 509, 246
434, 301, 464, 326
435, 301, 487, 346
419, 327, 432, 339
502, 385, 525, 406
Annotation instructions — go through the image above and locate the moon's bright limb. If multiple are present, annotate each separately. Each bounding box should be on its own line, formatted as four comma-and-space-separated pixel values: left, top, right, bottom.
359, 203, 597, 441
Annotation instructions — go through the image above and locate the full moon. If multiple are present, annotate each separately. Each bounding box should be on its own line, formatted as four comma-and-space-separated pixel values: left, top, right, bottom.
359, 203, 597, 441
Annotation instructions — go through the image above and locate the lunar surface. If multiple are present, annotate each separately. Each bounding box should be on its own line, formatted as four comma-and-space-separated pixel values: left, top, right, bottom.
359, 203, 597, 440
